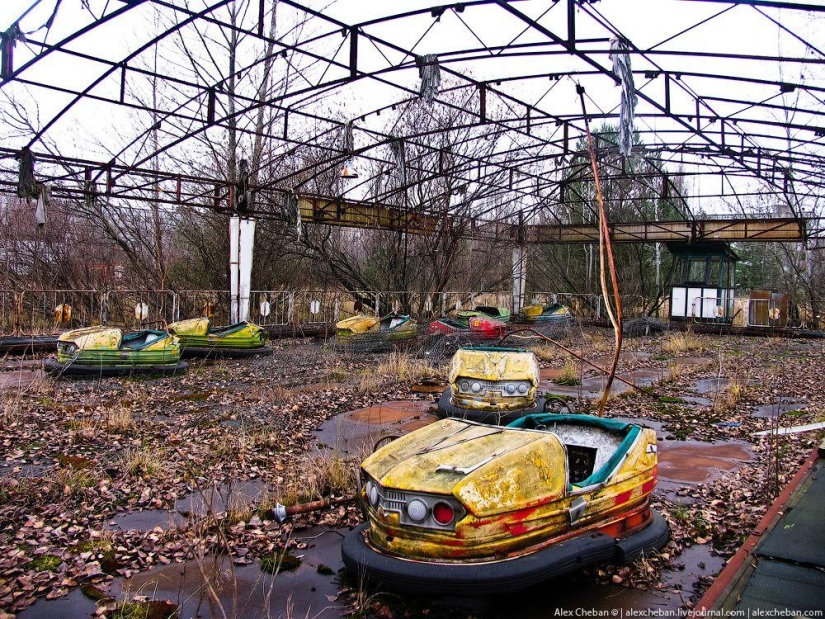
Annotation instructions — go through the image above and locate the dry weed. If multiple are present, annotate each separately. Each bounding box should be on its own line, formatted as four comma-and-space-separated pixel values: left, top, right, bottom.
122, 445, 164, 477
532, 344, 563, 363
376, 352, 434, 383
661, 331, 704, 354
555, 358, 580, 386
275, 451, 358, 505
106, 405, 134, 432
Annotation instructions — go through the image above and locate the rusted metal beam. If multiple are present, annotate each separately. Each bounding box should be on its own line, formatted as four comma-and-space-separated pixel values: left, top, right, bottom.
297, 195, 811, 244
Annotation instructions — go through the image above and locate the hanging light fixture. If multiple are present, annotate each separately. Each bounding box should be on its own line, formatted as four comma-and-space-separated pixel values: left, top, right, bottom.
340, 160, 358, 179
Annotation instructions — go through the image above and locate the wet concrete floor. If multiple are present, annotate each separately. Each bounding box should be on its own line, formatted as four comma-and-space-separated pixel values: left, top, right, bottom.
20, 526, 347, 619
23, 400, 757, 618
313, 399, 438, 455
541, 369, 663, 399
657, 440, 752, 491
751, 397, 808, 419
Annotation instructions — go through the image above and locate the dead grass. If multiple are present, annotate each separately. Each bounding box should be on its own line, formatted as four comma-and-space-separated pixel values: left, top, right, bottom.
107, 405, 134, 433
67, 416, 100, 443
554, 358, 580, 386
713, 375, 747, 414
275, 450, 358, 505
122, 445, 164, 478
356, 352, 439, 394
376, 352, 435, 383
50, 466, 97, 496
661, 330, 704, 354
532, 344, 563, 363
584, 331, 614, 353
356, 371, 386, 395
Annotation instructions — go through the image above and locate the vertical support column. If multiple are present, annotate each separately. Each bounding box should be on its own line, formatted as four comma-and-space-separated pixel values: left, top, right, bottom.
238, 218, 256, 322
229, 217, 240, 323
258, 0, 265, 37
229, 215, 257, 323
512, 246, 527, 316
119, 64, 127, 103
1, 31, 14, 80
567, 0, 576, 50
349, 27, 358, 79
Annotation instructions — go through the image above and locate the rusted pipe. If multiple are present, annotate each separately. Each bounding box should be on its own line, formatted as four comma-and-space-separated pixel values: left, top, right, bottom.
578, 87, 624, 416
272, 496, 355, 523
501, 328, 655, 397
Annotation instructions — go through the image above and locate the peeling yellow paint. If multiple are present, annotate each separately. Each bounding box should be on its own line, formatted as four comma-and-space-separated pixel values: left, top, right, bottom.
360, 418, 659, 560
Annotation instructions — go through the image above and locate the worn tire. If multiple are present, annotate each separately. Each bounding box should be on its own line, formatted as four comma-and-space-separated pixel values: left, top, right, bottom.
43, 359, 189, 378
180, 346, 273, 359
437, 387, 546, 425
615, 511, 670, 563
342, 511, 669, 596
342, 523, 616, 596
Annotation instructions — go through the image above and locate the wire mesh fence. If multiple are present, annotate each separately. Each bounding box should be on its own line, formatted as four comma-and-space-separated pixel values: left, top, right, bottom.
103, 290, 178, 329
176, 290, 232, 326
17, 290, 101, 333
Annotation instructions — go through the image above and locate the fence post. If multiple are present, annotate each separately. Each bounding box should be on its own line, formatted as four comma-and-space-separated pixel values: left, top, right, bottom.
288, 292, 295, 324
100, 291, 108, 326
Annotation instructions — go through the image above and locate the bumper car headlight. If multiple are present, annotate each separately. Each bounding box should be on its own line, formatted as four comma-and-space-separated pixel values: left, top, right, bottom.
366, 481, 379, 506
406, 499, 428, 523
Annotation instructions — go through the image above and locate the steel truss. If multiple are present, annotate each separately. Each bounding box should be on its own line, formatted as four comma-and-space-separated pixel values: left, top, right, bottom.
0, 0, 823, 244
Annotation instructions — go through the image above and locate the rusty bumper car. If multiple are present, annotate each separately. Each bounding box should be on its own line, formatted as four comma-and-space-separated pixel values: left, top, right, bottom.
437, 346, 547, 424
342, 413, 668, 594
43, 326, 188, 377
167, 317, 271, 358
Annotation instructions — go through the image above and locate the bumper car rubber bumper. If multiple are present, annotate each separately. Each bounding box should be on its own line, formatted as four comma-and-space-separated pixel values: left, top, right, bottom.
342, 511, 669, 595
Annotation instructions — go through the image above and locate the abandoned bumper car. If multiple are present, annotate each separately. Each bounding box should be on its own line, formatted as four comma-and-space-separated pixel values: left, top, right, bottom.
43, 326, 188, 377
437, 346, 546, 424
517, 302, 572, 323
167, 317, 270, 358
336, 313, 418, 351
342, 414, 668, 594
427, 315, 506, 339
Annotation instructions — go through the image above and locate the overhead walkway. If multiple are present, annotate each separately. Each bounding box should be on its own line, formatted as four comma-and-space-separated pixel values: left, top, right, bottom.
297, 195, 820, 244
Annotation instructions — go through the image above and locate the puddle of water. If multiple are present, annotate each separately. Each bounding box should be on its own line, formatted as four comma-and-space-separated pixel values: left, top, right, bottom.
176, 479, 269, 519
693, 378, 729, 395
0, 462, 51, 477
109, 529, 345, 619
314, 401, 439, 455
19, 589, 95, 619
751, 397, 808, 419
542, 369, 663, 399
109, 509, 186, 532
657, 439, 752, 495
21, 527, 347, 619
0, 369, 43, 391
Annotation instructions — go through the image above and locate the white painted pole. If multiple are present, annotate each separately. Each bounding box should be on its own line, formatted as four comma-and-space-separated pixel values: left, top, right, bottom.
238, 218, 256, 322
229, 216, 240, 323
512, 246, 527, 315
